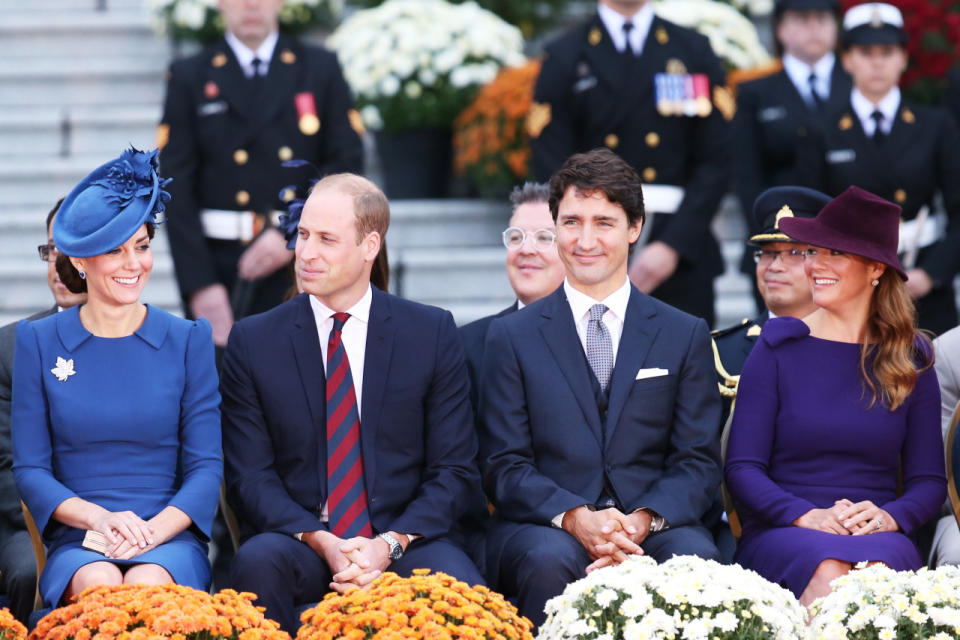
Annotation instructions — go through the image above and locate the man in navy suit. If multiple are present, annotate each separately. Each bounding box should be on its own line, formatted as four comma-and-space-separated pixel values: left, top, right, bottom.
480, 148, 721, 628
221, 174, 484, 633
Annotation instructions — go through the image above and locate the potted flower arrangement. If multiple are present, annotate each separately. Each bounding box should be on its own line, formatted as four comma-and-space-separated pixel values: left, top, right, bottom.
538, 555, 807, 640
31, 584, 290, 640
0, 609, 26, 640
841, 0, 960, 104
808, 563, 960, 639
452, 60, 540, 198
296, 569, 533, 640
653, 0, 773, 71
328, 0, 526, 198
147, 0, 344, 45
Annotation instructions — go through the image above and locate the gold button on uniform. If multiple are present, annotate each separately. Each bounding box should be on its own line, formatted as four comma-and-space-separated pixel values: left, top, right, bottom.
233, 149, 249, 165
278, 146, 293, 162
281, 188, 296, 203
236, 190, 250, 206
643, 168, 657, 182
645, 132, 660, 148
894, 189, 907, 204
604, 134, 619, 149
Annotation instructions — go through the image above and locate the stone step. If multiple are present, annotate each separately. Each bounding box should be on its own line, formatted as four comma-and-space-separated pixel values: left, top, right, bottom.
0, 59, 164, 108
388, 199, 510, 248
1, 13, 166, 60
0, 106, 160, 158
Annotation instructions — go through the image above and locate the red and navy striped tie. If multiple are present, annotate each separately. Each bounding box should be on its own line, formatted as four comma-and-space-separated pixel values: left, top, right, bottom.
326, 312, 373, 538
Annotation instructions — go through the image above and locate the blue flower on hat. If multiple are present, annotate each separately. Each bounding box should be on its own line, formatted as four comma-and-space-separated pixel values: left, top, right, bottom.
54, 146, 172, 257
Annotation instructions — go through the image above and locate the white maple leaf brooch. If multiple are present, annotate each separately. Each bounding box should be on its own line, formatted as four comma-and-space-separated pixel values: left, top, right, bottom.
51, 357, 76, 382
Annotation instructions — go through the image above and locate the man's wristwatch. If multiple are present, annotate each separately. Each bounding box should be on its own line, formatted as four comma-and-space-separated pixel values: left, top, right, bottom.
377, 532, 404, 560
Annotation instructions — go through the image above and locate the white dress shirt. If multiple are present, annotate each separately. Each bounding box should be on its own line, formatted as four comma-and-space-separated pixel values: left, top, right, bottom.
309, 285, 372, 419
564, 276, 632, 362
597, 2, 654, 55
225, 30, 279, 78
782, 52, 835, 106
851, 86, 900, 137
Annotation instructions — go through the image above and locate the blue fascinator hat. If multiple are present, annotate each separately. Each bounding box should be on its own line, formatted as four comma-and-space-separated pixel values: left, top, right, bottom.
53, 147, 171, 257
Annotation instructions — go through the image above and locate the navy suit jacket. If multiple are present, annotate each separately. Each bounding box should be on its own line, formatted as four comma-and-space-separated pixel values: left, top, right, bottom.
459, 303, 517, 415
221, 289, 481, 542
479, 285, 721, 529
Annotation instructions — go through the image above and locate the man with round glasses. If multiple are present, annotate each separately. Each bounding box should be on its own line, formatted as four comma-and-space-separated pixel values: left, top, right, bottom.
0, 198, 86, 624
460, 183, 566, 418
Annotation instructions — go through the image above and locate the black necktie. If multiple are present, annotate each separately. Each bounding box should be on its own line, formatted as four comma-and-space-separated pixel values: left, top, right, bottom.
807, 72, 824, 111
622, 22, 636, 57
250, 57, 264, 95
871, 110, 885, 145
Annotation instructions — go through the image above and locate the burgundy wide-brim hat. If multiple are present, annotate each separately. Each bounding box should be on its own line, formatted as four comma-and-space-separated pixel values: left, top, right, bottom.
778, 185, 907, 280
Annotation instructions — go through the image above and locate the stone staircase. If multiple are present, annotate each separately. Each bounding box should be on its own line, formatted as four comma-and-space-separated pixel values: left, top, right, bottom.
0, 0, 755, 329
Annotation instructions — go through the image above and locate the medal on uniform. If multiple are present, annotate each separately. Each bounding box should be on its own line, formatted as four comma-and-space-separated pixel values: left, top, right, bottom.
693, 74, 712, 117
204, 81, 219, 99
295, 92, 320, 136
683, 75, 697, 116
655, 73, 671, 116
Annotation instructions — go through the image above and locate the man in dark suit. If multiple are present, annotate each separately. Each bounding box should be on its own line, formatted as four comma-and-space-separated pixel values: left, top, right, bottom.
460, 182, 565, 413
796, 2, 960, 335
159, 0, 363, 347
529, 0, 731, 326
0, 200, 86, 624
733, 0, 849, 310
480, 149, 721, 628
222, 174, 484, 634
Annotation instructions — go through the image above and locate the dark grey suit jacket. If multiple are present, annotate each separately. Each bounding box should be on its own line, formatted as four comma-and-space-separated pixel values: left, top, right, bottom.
0, 306, 57, 538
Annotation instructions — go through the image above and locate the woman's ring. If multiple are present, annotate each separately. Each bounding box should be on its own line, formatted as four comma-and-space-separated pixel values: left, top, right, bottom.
875, 518, 883, 531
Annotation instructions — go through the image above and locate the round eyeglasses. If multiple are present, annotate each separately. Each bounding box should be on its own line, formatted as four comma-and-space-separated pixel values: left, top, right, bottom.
502, 227, 556, 251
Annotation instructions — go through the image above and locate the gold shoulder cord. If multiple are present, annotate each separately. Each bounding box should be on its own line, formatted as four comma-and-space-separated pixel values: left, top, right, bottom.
711, 338, 740, 398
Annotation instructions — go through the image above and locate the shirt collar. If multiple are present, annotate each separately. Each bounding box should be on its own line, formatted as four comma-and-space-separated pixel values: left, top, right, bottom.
309, 284, 373, 327
564, 276, 632, 324
597, 2, 654, 54
517, 299, 526, 311
225, 30, 279, 75
851, 86, 901, 128
56, 303, 169, 351
782, 52, 835, 96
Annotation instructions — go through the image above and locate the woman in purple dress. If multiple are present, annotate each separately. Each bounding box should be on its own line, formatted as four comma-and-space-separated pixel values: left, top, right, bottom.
725, 185, 945, 606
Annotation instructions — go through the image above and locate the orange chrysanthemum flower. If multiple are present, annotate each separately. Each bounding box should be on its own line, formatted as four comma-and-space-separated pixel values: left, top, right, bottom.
296, 571, 531, 640
29, 584, 289, 640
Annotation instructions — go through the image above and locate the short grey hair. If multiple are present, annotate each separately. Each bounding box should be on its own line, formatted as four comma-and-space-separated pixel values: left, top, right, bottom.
509, 182, 550, 214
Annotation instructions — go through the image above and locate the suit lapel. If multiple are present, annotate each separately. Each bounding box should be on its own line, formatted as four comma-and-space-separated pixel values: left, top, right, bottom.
607, 18, 668, 130
581, 15, 628, 106
604, 289, 659, 446
359, 288, 394, 491
539, 289, 604, 446
827, 64, 852, 112
289, 295, 328, 490
775, 70, 810, 116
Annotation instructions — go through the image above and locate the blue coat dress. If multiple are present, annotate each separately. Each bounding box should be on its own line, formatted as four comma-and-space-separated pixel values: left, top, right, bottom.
11, 305, 222, 607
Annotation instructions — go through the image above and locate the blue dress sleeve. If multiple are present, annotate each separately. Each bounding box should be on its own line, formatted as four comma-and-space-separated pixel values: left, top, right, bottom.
882, 364, 946, 533
724, 330, 817, 527
168, 318, 222, 539
12, 320, 78, 536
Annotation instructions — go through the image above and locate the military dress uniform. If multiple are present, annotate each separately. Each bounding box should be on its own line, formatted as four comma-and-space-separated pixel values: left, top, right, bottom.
159, 34, 364, 317
530, 7, 732, 324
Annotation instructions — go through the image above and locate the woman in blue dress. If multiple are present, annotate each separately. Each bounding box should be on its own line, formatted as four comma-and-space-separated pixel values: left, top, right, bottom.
12, 148, 222, 607
725, 185, 945, 607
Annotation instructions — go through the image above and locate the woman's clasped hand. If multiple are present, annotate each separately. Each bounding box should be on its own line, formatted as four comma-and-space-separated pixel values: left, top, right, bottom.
794, 499, 897, 536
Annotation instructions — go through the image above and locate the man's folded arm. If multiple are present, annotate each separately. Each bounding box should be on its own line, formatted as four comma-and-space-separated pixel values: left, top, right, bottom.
479, 319, 590, 524
220, 323, 325, 536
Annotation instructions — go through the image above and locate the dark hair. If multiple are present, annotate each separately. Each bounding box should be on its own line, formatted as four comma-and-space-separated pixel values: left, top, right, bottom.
548, 148, 645, 230
46, 198, 65, 234
509, 182, 550, 213
56, 223, 156, 294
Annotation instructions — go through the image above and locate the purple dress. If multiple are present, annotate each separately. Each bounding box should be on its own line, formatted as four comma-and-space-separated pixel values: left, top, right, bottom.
725, 317, 945, 596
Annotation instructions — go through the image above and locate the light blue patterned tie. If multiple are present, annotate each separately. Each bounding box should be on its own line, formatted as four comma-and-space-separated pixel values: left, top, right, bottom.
586, 303, 614, 390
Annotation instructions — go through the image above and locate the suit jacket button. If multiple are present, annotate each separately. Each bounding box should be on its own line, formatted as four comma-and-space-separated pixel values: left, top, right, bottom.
645, 132, 660, 148
236, 190, 250, 206
233, 149, 249, 165
605, 134, 619, 149
278, 146, 293, 162
643, 167, 657, 182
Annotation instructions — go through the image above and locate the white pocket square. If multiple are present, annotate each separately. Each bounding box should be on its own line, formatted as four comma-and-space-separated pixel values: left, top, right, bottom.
635, 367, 669, 380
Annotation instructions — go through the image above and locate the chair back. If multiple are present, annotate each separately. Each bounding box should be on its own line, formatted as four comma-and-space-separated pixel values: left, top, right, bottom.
946, 400, 960, 530
20, 501, 45, 611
